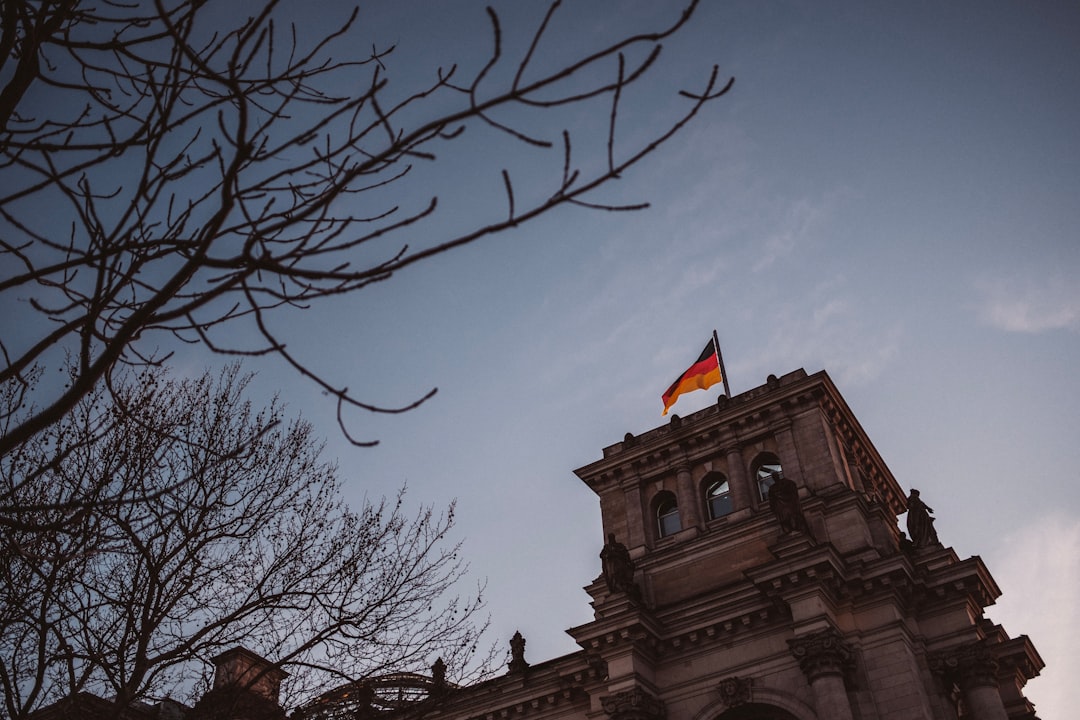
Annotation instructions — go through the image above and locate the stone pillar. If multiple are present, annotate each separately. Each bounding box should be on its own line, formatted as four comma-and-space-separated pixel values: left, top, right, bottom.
724, 446, 751, 511
772, 420, 805, 487
601, 686, 665, 720
675, 461, 700, 528
623, 481, 646, 549
788, 628, 855, 720
931, 644, 1008, 720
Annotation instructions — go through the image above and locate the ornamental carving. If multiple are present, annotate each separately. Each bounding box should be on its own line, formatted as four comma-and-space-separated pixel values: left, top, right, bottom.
766, 473, 812, 537
929, 642, 999, 690
600, 533, 639, 601
600, 686, 665, 720
717, 676, 753, 707
788, 628, 854, 684
507, 631, 529, 674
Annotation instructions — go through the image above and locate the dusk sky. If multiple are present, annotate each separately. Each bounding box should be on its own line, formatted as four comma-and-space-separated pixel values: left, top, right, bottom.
12, 0, 1077, 716
235, 1, 1080, 715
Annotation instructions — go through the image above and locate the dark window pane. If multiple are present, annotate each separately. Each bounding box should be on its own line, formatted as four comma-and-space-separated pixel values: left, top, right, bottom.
659, 508, 681, 537
709, 494, 733, 519
706, 478, 733, 519
756, 462, 782, 501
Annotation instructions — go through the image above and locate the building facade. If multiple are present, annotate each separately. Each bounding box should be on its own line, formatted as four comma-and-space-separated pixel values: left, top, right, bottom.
388, 368, 1043, 720
46, 368, 1043, 720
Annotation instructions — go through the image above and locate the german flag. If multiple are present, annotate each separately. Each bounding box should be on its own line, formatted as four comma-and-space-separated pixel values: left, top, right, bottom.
661, 341, 721, 416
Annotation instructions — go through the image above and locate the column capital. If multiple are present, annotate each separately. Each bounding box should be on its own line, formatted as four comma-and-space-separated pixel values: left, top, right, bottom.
788, 628, 854, 684
671, 460, 692, 475
930, 642, 999, 690
601, 686, 665, 720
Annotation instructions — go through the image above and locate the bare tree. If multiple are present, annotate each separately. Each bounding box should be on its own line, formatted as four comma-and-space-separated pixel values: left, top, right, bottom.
0, 0, 731, 459
0, 3, 729, 708
0, 363, 489, 719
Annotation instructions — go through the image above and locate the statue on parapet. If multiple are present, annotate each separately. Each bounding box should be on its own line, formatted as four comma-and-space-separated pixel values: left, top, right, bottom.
431, 657, 447, 694
507, 631, 529, 674
600, 533, 635, 593
767, 472, 811, 536
905, 489, 939, 548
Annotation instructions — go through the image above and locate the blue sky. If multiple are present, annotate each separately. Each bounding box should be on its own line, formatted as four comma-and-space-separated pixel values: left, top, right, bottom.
239, 1, 1080, 715
268, 1, 1077, 714
10, 0, 1076, 715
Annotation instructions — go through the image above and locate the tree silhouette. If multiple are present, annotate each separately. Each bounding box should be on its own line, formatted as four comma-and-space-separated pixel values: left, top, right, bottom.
0, 0, 731, 458
0, 363, 489, 718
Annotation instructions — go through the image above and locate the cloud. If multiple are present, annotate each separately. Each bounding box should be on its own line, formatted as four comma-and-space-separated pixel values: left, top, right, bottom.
974, 275, 1080, 333
751, 197, 829, 272
735, 277, 901, 389
990, 513, 1080, 719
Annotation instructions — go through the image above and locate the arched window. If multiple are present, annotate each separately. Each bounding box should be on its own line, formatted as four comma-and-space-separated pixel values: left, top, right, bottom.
655, 491, 681, 538
753, 454, 783, 502
704, 472, 733, 520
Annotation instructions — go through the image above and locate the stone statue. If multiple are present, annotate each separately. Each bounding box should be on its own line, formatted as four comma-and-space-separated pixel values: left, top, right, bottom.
767, 472, 810, 535
507, 631, 528, 674
905, 489, 939, 548
431, 657, 446, 691
600, 533, 636, 594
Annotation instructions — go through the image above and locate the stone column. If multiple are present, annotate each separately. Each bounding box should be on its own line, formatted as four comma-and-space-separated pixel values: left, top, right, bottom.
931, 644, 1008, 720
674, 461, 700, 528
772, 420, 805, 487
601, 686, 665, 720
788, 628, 855, 720
623, 480, 646, 549
724, 446, 751, 511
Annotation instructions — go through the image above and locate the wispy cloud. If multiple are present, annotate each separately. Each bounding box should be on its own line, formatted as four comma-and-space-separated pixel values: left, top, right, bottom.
990, 513, 1080, 719
974, 275, 1080, 333
735, 276, 901, 389
752, 197, 829, 272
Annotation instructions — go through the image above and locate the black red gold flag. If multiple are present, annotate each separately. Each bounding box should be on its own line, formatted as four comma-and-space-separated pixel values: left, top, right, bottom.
661, 341, 722, 416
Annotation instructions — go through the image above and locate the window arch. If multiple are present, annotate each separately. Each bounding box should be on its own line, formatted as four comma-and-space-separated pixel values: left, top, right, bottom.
703, 472, 733, 520
716, 703, 802, 720
752, 453, 783, 502
654, 491, 681, 538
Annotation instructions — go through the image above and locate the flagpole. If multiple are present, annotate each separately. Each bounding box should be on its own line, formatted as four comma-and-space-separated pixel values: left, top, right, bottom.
712, 329, 731, 398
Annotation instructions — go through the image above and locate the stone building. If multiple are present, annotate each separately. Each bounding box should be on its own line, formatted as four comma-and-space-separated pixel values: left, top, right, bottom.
40, 368, 1043, 720
318, 367, 1040, 720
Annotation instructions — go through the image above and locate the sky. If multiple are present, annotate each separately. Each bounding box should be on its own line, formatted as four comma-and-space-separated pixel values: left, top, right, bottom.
9, 0, 1079, 716
233, 1, 1080, 715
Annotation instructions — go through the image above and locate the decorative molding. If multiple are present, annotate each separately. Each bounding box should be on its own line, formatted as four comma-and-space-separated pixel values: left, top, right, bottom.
717, 676, 753, 707
930, 642, 1000, 690
464, 689, 579, 720
600, 686, 665, 720
788, 628, 855, 684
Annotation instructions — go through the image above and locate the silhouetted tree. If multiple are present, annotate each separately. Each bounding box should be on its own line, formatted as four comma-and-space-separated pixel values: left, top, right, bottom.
0, 364, 488, 718
0, 4, 730, 710
0, 0, 731, 464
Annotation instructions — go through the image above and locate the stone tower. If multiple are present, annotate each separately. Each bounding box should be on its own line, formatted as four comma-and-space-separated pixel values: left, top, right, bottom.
568, 368, 1042, 720
287, 367, 1044, 720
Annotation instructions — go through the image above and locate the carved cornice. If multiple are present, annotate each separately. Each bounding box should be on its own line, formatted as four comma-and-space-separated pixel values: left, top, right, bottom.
717, 676, 754, 707
600, 687, 665, 720
916, 554, 1001, 613
660, 604, 787, 656
463, 689, 581, 720
993, 635, 1045, 682
788, 628, 855, 684
571, 618, 663, 660
930, 642, 999, 690
576, 370, 820, 485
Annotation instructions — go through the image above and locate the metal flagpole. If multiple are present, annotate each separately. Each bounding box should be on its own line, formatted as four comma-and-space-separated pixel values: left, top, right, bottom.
712, 329, 731, 398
